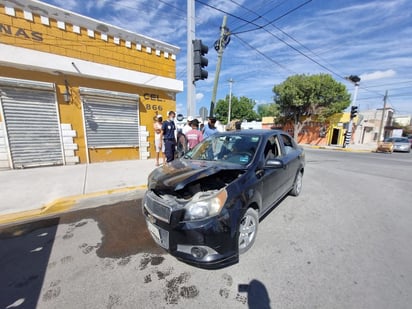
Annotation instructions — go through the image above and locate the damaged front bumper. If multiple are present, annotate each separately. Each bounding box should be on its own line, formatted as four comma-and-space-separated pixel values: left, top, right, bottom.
143, 190, 239, 269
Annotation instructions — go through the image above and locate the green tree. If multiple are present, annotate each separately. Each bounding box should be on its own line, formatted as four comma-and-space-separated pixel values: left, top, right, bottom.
273, 73, 351, 140
215, 95, 260, 124
257, 103, 280, 120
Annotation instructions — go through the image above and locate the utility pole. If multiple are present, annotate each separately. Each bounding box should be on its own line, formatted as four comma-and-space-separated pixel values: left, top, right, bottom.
377, 90, 388, 144
344, 75, 361, 148
186, 0, 196, 117
209, 16, 230, 117
228, 78, 234, 124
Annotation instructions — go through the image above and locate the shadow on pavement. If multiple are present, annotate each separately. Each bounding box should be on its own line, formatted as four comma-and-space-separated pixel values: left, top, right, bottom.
238, 279, 271, 309
0, 218, 60, 308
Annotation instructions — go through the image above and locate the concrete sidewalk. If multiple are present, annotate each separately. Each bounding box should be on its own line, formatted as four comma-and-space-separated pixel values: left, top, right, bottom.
0, 159, 159, 225
303, 142, 377, 152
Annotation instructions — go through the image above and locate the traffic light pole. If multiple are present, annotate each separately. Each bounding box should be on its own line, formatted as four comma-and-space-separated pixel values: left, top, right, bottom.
186, 0, 196, 117
209, 15, 227, 117
343, 80, 360, 148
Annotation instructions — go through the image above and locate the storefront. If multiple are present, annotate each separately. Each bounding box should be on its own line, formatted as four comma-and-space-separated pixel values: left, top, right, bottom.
0, 0, 183, 169
0, 78, 64, 168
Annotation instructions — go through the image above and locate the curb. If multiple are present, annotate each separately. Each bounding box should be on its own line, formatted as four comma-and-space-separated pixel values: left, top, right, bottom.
304, 145, 375, 153
0, 185, 147, 226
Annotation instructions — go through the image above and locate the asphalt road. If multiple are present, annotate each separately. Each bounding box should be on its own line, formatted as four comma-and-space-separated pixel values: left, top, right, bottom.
1, 149, 411, 309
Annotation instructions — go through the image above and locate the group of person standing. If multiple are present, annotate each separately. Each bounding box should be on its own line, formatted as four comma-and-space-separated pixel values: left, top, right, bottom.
153, 112, 218, 166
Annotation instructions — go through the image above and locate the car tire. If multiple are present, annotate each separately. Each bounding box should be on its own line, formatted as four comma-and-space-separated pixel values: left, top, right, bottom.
238, 208, 259, 254
290, 170, 303, 197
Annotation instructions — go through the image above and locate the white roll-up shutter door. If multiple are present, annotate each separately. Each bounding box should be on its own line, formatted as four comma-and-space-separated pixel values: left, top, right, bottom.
80, 88, 140, 149
0, 78, 63, 168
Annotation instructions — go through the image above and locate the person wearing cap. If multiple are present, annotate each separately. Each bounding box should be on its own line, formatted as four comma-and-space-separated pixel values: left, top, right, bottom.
203, 117, 218, 139
153, 115, 165, 166
160, 111, 176, 162
186, 119, 203, 150
182, 116, 193, 135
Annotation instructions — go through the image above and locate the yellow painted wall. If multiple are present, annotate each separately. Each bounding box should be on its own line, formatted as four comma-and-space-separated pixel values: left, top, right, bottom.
0, 5, 176, 78
0, 5, 179, 164
89, 148, 139, 162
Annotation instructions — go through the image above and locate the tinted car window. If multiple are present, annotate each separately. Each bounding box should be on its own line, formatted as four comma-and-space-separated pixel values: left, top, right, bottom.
385, 137, 409, 143
264, 135, 281, 160
188, 134, 261, 165
280, 134, 296, 155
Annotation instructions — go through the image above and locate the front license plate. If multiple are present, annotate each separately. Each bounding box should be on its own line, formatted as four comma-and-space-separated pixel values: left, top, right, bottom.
147, 221, 161, 241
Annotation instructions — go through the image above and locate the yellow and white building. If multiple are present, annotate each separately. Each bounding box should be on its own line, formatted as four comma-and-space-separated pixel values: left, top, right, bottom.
0, 0, 183, 169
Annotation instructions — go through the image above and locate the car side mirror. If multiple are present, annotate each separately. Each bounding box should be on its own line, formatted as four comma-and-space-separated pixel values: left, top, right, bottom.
265, 158, 284, 168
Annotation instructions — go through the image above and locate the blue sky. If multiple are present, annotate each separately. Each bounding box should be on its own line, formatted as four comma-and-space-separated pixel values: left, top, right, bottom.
42, 0, 412, 116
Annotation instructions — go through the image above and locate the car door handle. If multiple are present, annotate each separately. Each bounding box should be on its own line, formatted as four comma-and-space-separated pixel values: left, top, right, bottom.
255, 169, 264, 178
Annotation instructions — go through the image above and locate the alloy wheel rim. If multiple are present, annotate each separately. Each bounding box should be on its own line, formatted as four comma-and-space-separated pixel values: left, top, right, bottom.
239, 213, 257, 249
295, 173, 302, 194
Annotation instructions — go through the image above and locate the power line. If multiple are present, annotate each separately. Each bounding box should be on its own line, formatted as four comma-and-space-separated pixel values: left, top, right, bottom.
362, 80, 412, 89
229, 0, 289, 32
196, 0, 351, 82
229, 0, 343, 81
232, 0, 313, 35
233, 33, 295, 74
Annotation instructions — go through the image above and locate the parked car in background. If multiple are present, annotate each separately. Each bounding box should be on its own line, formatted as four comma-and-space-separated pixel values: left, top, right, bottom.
376, 140, 394, 153
381, 137, 411, 153
142, 130, 305, 269
408, 135, 412, 148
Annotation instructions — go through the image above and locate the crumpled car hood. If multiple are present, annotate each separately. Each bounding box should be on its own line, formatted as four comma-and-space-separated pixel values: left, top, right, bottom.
147, 159, 243, 192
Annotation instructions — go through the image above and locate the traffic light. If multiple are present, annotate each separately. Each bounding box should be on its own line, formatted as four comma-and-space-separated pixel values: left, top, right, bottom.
193, 39, 208, 81
350, 106, 358, 119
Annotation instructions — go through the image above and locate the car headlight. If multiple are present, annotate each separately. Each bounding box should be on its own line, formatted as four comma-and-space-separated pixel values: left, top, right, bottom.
184, 189, 228, 221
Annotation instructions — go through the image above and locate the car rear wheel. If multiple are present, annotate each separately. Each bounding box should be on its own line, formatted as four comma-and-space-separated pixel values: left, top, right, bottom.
238, 208, 259, 254
290, 170, 303, 196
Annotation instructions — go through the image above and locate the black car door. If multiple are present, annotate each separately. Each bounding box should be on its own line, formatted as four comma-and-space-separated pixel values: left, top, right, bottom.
260, 134, 289, 211
279, 133, 301, 191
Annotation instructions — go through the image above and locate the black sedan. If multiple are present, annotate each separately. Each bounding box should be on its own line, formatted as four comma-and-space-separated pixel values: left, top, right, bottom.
142, 129, 305, 269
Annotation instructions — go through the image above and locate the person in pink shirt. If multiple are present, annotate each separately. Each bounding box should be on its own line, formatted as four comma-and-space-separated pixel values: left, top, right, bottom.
186, 119, 203, 150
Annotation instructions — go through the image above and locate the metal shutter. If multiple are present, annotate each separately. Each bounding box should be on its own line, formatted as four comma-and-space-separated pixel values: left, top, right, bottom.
80, 88, 139, 148
0, 83, 63, 168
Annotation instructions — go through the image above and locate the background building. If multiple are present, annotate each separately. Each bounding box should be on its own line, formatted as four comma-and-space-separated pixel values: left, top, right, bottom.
354, 108, 394, 143
0, 0, 183, 169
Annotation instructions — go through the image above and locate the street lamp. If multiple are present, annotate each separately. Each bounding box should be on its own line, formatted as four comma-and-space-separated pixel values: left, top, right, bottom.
343, 75, 360, 148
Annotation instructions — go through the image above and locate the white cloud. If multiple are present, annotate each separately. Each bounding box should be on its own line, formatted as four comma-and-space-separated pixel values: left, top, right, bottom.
360, 70, 396, 81
39, 0, 412, 114
196, 93, 204, 102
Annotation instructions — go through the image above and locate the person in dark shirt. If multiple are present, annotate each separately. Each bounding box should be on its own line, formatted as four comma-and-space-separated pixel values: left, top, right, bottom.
203, 117, 217, 138
160, 111, 176, 162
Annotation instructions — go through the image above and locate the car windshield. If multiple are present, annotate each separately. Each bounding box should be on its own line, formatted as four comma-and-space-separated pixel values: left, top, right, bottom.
385, 137, 409, 143
184, 134, 261, 165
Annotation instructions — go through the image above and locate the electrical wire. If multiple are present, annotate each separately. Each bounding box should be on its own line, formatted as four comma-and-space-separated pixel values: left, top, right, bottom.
195, 0, 353, 83
229, 0, 343, 80
362, 80, 412, 89
233, 34, 295, 74
232, 0, 313, 34
229, 0, 289, 32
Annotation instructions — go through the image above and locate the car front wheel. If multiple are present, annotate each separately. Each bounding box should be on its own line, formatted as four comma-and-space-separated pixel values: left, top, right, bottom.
238, 208, 259, 254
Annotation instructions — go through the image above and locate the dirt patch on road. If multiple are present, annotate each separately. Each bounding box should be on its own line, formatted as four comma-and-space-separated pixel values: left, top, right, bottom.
60, 199, 164, 258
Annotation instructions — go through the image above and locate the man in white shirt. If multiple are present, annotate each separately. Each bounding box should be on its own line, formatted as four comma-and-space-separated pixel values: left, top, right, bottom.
182, 116, 193, 135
